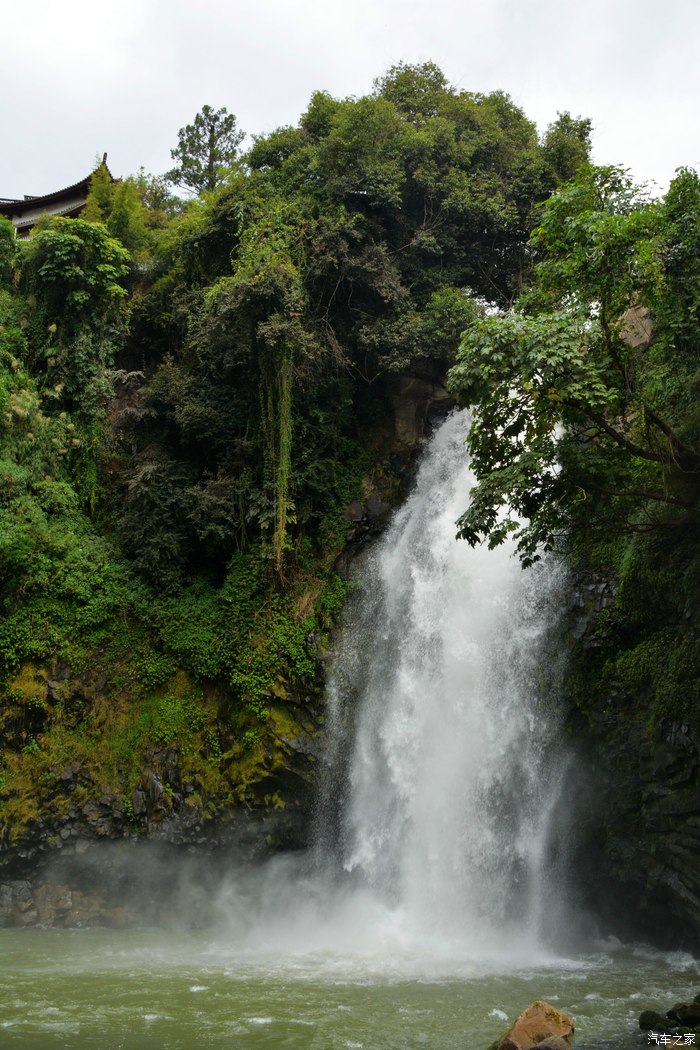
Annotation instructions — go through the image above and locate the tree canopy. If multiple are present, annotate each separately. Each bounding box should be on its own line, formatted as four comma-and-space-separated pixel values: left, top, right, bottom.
166, 104, 245, 193
0, 62, 593, 703
448, 164, 700, 564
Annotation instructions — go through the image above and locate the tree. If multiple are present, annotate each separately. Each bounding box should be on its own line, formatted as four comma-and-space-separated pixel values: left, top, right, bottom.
166, 105, 244, 194
541, 112, 593, 183
20, 218, 131, 424
106, 179, 150, 254
21, 218, 130, 335
373, 61, 448, 123
82, 161, 115, 223
118, 68, 592, 584
0, 217, 15, 287
447, 165, 700, 564
133, 168, 179, 224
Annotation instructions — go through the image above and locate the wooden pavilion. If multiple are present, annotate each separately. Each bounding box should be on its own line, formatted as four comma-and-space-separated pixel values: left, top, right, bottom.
0, 155, 113, 239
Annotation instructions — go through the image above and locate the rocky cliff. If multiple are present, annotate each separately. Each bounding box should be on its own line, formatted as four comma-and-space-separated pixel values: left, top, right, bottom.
560, 568, 700, 948
0, 363, 454, 927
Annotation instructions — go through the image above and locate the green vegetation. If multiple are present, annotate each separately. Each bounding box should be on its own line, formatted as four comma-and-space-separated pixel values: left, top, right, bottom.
449, 164, 700, 723
2, 61, 697, 878
166, 105, 245, 194
0, 63, 595, 848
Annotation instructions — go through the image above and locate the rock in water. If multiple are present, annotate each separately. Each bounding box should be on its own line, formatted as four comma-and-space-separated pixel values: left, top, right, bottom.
530, 1040, 572, 1050
488, 1000, 575, 1050
638, 1009, 670, 1031
668, 1001, 700, 1026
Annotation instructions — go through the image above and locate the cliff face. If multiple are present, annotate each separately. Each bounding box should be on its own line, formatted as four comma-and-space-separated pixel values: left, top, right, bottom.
560, 570, 700, 947
4, 358, 697, 945
0, 363, 454, 927
0, 658, 323, 927
569, 696, 700, 943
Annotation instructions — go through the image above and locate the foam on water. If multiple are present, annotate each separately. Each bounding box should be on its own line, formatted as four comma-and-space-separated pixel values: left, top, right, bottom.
241, 410, 572, 969
0, 926, 696, 1049
121, 410, 573, 975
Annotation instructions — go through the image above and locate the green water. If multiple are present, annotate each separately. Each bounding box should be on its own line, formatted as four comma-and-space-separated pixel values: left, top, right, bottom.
0, 929, 696, 1049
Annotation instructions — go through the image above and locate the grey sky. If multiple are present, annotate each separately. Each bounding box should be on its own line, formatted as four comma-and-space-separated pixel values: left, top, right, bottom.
2, 0, 698, 199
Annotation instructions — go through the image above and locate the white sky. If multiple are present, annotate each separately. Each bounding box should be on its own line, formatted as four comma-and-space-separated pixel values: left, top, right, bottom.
2, 0, 698, 200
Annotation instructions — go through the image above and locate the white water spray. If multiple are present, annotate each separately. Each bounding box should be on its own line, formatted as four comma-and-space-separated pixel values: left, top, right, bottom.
213, 412, 570, 971
314, 410, 569, 961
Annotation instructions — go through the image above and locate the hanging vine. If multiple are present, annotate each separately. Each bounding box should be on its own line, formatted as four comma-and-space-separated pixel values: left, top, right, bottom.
259, 334, 295, 578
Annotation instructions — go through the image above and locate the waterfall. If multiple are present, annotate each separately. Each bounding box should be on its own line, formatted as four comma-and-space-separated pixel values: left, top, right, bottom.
315, 410, 569, 960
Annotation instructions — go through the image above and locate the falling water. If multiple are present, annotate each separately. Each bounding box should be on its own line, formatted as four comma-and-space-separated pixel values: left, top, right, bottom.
3, 410, 697, 1050
316, 410, 570, 961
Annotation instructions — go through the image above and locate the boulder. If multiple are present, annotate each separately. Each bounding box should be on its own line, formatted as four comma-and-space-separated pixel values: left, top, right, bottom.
343, 501, 364, 523
639, 1009, 671, 1030
489, 1001, 574, 1050
668, 1001, 700, 1026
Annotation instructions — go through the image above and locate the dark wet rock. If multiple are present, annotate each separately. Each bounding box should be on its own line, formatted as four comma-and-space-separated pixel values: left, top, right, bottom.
340, 479, 396, 547
343, 500, 364, 523
639, 1010, 670, 1030
365, 493, 390, 520
130, 789, 147, 816
668, 1001, 700, 1026
556, 571, 700, 943
386, 358, 455, 450
57, 762, 80, 784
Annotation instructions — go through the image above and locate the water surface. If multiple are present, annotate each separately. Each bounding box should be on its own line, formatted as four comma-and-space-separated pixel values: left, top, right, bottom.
0, 928, 695, 1049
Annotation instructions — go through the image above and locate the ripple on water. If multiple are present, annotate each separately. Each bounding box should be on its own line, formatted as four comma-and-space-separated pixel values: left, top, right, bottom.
0, 929, 697, 1050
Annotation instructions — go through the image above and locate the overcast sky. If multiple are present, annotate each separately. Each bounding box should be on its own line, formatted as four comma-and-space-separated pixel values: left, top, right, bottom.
2, 0, 698, 200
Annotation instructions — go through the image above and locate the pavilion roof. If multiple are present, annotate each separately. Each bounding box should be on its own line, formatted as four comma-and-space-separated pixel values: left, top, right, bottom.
0, 159, 113, 217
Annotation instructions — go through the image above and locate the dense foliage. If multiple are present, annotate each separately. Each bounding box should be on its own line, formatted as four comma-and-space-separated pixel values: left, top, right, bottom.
166, 105, 245, 194
449, 164, 700, 719
1, 66, 698, 934
0, 64, 594, 835
107, 68, 589, 591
